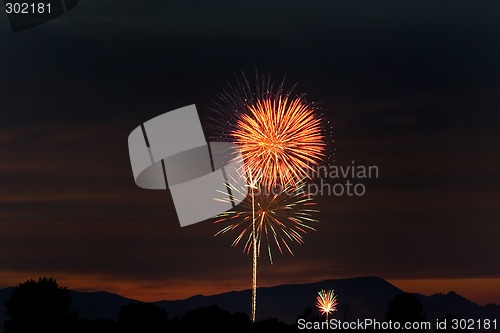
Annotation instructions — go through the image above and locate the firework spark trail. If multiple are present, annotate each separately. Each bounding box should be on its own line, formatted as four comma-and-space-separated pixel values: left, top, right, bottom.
316, 289, 338, 322
251, 178, 257, 324
215, 175, 319, 323
210, 72, 327, 323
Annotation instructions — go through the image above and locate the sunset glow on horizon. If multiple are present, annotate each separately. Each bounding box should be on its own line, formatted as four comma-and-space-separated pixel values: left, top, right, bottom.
2, 269, 500, 307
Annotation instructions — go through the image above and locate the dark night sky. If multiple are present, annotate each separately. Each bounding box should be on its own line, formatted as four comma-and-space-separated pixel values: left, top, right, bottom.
1, 0, 499, 305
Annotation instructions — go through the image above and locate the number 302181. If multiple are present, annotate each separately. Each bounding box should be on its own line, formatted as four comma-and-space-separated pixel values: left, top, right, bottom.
451, 318, 497, 331
5, 2, 51, 14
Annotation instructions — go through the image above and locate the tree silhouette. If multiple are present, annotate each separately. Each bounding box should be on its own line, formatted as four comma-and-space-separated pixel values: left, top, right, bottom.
385, 293, 427, 332
4, 277, 73, 333
297, 306, 320, 322
179, 305, 251, 331
253, 317, 293, 331
71, 317, 119, 333
118, 302, 169, 333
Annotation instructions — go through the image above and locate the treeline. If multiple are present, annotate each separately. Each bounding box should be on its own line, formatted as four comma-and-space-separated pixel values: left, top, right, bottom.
2, 277, 472, 332
2, 277, 291, 333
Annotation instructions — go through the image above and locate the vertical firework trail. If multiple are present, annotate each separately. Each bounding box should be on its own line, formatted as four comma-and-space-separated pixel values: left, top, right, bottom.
249, 169, 258, 324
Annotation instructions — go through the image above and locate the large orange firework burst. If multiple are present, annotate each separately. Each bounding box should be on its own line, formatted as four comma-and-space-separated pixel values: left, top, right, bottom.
214, 177, 319, 264
316, 289, 338, 321
232, 95, 325, 188
208, 72, 327, 187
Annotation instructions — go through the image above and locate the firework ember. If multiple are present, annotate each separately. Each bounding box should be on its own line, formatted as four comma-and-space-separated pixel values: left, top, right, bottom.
316, 289, 338, 321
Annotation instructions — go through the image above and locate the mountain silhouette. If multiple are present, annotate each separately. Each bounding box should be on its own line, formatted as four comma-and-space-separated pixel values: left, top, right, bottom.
0, 276, 498, 332
156, 276, 405, 324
